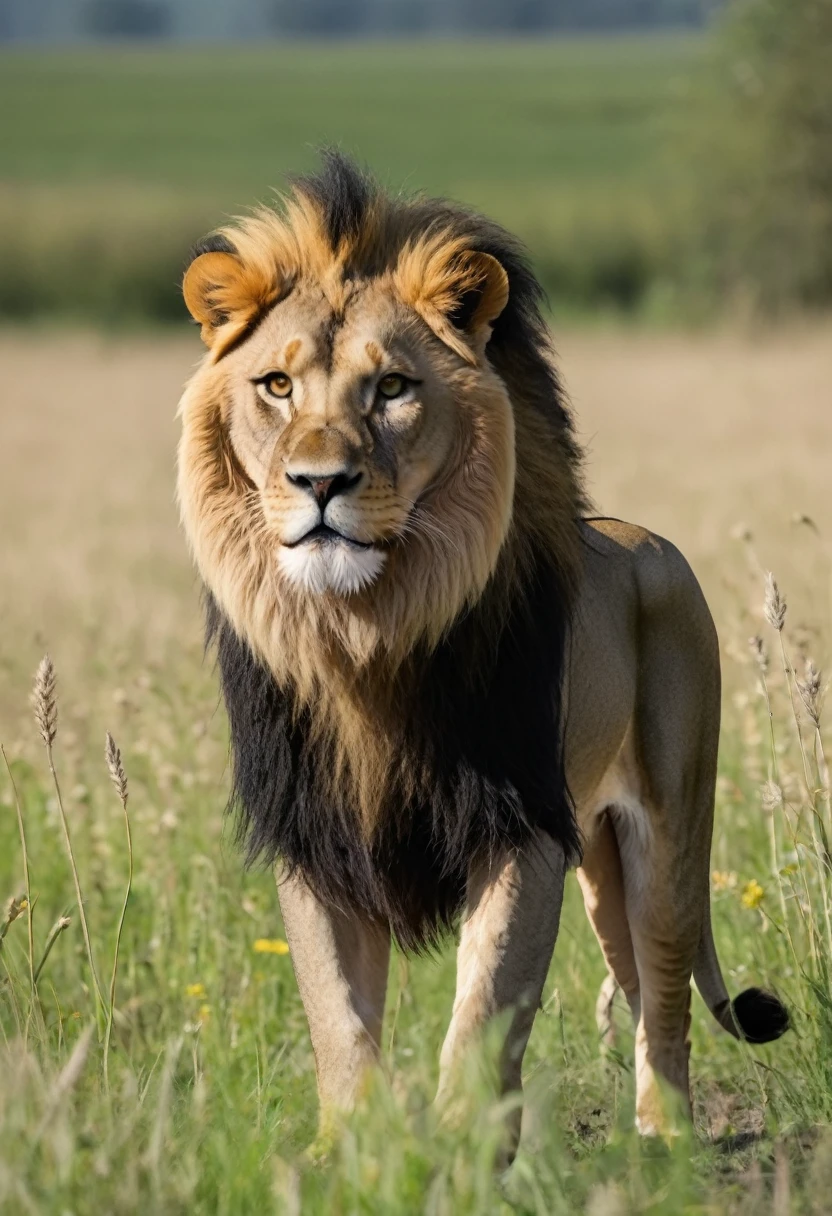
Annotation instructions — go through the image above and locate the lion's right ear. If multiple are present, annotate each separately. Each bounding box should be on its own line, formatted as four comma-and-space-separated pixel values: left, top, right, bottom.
183, 239, 282, 360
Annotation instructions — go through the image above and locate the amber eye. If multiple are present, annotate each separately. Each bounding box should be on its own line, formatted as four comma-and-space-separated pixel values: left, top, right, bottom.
261, 372, 293, 399
377, 373, 406, 400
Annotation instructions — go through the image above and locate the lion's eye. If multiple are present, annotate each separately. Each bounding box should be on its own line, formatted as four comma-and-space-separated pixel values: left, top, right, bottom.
261, 372, 293, 399
377, 373, 406, 400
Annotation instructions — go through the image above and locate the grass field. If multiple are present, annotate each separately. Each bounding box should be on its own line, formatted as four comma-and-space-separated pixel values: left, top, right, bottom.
2, 325, 832, 1211
0, 37, 703, 322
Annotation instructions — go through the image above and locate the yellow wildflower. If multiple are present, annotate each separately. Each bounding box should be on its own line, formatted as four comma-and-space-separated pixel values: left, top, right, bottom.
185, 982, 206, 998
253, 938, 290, 955
741, 880, 765, 910
198, 1004, 211, 1021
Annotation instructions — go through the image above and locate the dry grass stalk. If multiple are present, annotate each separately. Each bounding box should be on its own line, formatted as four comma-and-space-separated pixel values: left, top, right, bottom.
32, 654, 57, 745
751, 599, 799, 943
1, 744, 36, 1001
103, 730, 133, 1096
149, 1036, 183, 1197
762, 573, 832, 964
749, 634, 769, 673
33, 915, 71, 984
34, 1023, 94, 1143
764, 573, 787, 632
773, 1142, 791, 1216
796, 658, 832, 851
31, 655, 106, 1021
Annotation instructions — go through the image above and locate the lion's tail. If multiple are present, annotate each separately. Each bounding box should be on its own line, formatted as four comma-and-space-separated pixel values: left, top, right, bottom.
693, 905, 790, 1043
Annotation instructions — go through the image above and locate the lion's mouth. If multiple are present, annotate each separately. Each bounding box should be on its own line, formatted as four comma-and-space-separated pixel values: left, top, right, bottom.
284, 523, 375, 551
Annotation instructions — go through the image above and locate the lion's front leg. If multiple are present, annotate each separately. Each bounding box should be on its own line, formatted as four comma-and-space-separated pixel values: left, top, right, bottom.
277, 870, 390, 1130
436, 833, 566, 1160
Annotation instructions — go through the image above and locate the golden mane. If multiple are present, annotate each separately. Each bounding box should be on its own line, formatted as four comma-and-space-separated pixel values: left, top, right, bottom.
177, 155, 587, 936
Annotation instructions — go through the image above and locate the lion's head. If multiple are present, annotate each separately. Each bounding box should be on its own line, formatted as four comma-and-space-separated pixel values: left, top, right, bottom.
177, 155, 586, 941
177, 154, 584, 691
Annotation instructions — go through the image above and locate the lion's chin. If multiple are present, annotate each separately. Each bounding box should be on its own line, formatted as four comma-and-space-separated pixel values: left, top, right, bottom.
278, 539, 387, 596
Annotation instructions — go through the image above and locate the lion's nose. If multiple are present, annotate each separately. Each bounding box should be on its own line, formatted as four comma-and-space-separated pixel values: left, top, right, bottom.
286, 467, 363, 509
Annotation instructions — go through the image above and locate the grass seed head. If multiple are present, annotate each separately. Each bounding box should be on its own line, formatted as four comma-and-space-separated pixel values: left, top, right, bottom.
0, 896, 26, 946
1, 895, 23, 926
32, 654, 57, 746
105, 731, 128, 806
797, 659, 823, 726
764, 573, 787, 632
761, 780, 784, 813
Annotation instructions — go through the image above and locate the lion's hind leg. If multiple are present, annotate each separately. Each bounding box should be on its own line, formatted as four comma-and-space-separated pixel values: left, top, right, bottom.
578, 809, 642, 1051
618, 536, 722, 1138
580, 790, 699, 1139
617, 806, 701, 1137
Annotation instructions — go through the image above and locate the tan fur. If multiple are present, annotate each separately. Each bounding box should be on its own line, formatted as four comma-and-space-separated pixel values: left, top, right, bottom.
178, 178, 743, 1150
274, 518, 730, 1149
178, 182, 582, 827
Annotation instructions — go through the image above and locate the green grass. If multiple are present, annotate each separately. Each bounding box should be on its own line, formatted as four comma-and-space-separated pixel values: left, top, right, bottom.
2, 562, 832, 1212
0, 37, 704, 323
0, 39, 698, 193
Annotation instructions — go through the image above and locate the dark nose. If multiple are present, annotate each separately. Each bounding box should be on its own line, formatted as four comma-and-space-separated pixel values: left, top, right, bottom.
286, 468, 363, 509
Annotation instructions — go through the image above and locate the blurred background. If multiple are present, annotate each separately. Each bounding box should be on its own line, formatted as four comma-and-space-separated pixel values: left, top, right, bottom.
1, 0, 830, 325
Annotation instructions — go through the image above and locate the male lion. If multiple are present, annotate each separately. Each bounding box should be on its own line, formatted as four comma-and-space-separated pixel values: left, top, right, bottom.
177, 152, 787, 1148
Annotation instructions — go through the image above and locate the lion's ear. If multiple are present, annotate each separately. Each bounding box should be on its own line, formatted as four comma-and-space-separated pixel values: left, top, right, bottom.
395, 241, 509, 363
444, 252, 509, 335
183, 244, 281, 360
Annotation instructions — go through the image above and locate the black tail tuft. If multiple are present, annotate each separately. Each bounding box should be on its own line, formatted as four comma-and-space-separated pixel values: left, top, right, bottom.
731, 987, 790, 1044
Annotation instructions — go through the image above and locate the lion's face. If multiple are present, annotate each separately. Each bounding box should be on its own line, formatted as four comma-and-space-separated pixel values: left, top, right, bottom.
220, 279, 467, 596
180, 216, 519, 614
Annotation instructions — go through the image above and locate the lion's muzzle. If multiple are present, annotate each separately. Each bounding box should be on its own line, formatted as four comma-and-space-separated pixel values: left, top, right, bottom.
276, 452, 386, 595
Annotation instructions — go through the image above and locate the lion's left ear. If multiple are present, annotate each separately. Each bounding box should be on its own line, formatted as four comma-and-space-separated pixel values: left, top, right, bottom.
444, 252, 510, 335
183, 238, 283, 361
395, 239, 509, 364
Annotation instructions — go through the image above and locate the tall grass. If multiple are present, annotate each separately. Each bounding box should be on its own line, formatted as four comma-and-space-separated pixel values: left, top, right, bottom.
1, 548, 832, 1210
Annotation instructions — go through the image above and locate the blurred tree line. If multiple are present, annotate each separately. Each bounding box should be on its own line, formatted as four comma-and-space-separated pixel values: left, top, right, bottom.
1, 0, 706, 41
687, 0, 832, 311
1, 0, 829, 321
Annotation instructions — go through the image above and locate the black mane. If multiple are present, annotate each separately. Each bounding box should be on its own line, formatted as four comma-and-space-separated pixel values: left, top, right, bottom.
208, 544, 578, 953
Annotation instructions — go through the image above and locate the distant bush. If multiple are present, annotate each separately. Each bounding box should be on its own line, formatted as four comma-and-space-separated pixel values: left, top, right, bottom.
686, 0, 832, 311
0, 184, 677, 327
0, 186, 212, 328
0, 37, 701, 328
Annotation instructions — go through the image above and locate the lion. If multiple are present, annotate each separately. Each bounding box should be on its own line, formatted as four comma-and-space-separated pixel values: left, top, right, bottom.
177, 152, 788, 1150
